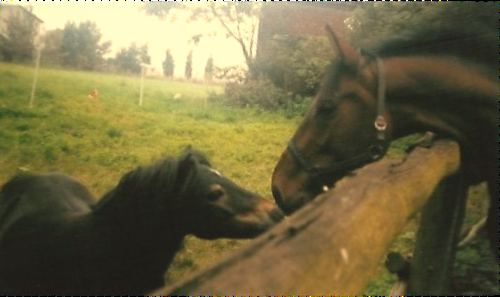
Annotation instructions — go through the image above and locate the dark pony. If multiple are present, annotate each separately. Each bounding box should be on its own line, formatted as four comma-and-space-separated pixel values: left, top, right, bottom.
271, 9, 496, 263
0, 148, 283, 295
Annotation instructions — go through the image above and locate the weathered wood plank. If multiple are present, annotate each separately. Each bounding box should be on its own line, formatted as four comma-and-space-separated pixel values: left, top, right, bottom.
151, 140, 461, 295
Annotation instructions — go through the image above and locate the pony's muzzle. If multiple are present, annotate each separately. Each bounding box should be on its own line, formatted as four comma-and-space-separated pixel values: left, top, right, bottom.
255, 198, 284, 223
230, 199, 284, 238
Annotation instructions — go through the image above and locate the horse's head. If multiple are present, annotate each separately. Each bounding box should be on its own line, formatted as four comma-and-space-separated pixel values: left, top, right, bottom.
272, 26, 392, 215
176, 148, 284, 239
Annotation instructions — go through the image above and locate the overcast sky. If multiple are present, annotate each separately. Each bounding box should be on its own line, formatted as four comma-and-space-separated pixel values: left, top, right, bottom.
21, 1, 249, 78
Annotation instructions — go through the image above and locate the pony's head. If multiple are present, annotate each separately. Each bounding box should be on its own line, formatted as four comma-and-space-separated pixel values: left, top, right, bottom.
175, 147, 284, 239
272, 26, 392, 214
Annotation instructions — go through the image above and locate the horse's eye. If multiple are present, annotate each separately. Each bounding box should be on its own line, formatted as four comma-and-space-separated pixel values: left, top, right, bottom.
207, 184, 225, 201
316, 101, 337, 114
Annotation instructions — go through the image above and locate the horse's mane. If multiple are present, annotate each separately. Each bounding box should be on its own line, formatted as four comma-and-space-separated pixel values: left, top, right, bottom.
93, 147, 211, 212
369, 30, 496, 67
365, 5, 496, 68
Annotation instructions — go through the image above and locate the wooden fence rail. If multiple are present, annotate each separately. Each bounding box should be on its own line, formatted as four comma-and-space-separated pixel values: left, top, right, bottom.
151, 140, 461, 295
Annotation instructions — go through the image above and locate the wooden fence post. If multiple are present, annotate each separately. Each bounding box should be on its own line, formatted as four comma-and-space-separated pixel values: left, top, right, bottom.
407, 171, 467, 294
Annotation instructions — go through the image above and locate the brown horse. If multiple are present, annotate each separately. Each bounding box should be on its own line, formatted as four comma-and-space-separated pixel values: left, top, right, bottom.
271, 27, 496, 257
0, 147, 283, 295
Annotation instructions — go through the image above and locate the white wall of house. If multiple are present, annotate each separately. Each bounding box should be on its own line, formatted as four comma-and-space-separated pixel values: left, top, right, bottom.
0, 5, 43, 39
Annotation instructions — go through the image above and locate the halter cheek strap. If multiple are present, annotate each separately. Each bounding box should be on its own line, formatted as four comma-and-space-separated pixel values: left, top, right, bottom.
375, 58, 387, 140
287, 57, 389, 177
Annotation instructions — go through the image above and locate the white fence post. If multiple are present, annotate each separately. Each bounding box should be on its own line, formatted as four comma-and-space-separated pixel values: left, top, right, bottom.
29, 25, 45, 108
29, 47, 42, 108
139, 63, 149, 107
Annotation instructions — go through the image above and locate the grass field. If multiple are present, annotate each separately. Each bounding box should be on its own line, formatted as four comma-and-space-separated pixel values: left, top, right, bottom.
0, 61, 301, 287
0, 62, 496, 294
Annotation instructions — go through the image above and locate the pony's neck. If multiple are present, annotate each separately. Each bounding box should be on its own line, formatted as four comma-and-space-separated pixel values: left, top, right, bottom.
91, 164, 188, 246
82, 163, 191, 291
383, 56, 496, 140
93, 159, 183, 220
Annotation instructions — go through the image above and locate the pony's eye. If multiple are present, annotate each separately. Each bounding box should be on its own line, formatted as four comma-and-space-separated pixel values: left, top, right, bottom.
207, 189, 225, 201
207, 184, 224, 201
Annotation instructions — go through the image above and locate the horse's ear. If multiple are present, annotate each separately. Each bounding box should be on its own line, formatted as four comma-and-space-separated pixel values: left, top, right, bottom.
177, 151, 196, 183
325, 24, 360, 67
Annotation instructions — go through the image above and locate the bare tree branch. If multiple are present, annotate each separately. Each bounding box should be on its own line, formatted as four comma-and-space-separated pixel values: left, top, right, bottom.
144, 3, 259, 76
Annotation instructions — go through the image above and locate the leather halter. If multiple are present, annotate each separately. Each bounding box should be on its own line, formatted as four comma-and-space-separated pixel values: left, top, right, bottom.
287, 57, 389, 177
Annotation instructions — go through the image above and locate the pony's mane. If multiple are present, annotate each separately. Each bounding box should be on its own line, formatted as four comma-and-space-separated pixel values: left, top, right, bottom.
93, 147, 211, 211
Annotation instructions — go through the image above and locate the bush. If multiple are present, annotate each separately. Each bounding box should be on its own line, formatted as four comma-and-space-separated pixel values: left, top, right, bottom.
214, 65, 247, 84
209, 79, 287, 109
253, 35, 331, 98
207, 36, 327, 117
208, 79, 312, 117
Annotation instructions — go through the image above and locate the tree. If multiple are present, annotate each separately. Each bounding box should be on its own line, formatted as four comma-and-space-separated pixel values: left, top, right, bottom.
162, 49, 174, 77
143, 3, 260, 78
213, 65, 246, 84
204, 56, 214, 82
41, 29, 63, 66
138, 44, 151, 65
184, 50, 192, 80
59, 21, 111, 70
0, 10, 38, 62
113, 43, 151, 74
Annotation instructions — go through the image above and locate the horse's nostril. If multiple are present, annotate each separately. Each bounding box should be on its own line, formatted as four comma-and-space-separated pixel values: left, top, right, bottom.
272, 186, 283, 205
272, 185, 302, 215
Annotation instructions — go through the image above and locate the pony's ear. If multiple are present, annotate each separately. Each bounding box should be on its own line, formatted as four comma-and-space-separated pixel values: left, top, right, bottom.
325, 24, 360, 67
181, 145, 211, 167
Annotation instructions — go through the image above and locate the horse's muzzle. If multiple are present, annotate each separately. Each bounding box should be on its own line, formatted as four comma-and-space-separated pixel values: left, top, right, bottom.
272, 185, 311, 215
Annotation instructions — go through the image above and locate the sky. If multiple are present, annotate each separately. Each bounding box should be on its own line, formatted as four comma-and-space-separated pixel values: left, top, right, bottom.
19, 1, 250, 79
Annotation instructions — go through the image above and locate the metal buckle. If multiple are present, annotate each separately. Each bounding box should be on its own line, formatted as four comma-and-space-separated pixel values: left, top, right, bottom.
374, 115, 387, 131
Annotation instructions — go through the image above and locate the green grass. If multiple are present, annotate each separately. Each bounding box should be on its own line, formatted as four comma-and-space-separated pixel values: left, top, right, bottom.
0, 62, 495, 294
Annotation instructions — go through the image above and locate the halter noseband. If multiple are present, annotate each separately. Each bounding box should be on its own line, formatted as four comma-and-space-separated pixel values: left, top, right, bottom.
287, 57, 389, 178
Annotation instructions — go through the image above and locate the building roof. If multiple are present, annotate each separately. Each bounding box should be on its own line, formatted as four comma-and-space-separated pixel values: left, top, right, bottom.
0, 4, 44, 24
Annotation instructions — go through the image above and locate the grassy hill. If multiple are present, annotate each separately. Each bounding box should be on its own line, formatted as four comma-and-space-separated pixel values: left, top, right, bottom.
0, 62, 495, 294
